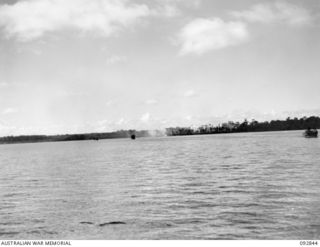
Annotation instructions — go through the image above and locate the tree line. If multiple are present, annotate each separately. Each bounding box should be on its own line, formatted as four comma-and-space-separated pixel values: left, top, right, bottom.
0, 130, 157, 144
1, 116, 319, 144
165, 116, 320, 136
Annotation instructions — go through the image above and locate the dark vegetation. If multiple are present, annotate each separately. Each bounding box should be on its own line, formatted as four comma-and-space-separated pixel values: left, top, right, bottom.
0, 130, 159, 144
165, 116, 320, 136
0, 116, 319, 144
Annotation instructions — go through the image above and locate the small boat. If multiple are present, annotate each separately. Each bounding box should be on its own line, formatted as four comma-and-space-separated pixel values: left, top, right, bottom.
131, 134, 136, 140
304, 128, 318, 138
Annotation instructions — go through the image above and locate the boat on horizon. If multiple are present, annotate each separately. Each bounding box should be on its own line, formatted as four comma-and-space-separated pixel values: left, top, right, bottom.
304, 128, 318, 138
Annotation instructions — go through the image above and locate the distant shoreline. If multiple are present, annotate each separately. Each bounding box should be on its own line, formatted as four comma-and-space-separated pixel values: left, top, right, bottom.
0, 129, 312, 146
0, 116, 319, 145
165, 116, 319, 137
0, 130, 157, 145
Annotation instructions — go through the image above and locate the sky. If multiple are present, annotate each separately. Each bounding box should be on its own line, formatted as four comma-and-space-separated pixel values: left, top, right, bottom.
0, 0, 320, 136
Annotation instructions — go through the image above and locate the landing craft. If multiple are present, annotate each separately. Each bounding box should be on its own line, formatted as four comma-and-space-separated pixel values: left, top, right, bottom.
304, 128, 318, 138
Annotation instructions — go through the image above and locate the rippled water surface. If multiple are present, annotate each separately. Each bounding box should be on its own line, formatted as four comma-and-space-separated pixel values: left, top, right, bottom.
1, 131, 320, 239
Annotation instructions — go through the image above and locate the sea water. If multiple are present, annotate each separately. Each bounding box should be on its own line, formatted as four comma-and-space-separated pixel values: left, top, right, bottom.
0, 131, 319, 239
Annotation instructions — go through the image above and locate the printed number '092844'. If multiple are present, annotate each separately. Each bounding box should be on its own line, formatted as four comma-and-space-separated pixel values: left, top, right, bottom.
300, 241, 318, 245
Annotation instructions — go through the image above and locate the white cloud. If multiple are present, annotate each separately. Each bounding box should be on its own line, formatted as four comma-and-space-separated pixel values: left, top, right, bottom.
140, 112, 150, 122
0, 0, 150, 41
151, 0, 202, 17
230, 2, 313, 26
160, 0, 202, 9
177, 18, 249, 55
116, 118, 125, 125
2, 107, 18, 115
105, 100, 114, 107
145, 99, 158, 105
97, 119, 109, 126
106, 55, 127, 65
0, 81, 9, 88
57, 91, 89, 97
0, 81, 27, 88
152, 4, 180, 17
183, 89, 196, 97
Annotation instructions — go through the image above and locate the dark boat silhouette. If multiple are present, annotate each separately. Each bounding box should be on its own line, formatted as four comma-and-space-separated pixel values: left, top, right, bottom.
304, 128, 318, 138
131, 134, 136, 140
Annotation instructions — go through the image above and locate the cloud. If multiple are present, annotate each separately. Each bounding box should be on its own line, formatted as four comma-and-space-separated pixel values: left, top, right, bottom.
230, 2, 313, 26
0, 81, 27, 88
177, 18, 249, 55
105, 100, 114, 107
140, 112, 150, 122
0, 81, 9, 88
0, 0, 150, 41
116, 118, 126, 125
106, 55, 127, 65
151, 0, 202, 17
160, 0, 202, 9
2, 107, 18, 115
183, 89, 196, 97
145, 99, 158, 105
153, 3, 180, 17
57, 91, 89, 97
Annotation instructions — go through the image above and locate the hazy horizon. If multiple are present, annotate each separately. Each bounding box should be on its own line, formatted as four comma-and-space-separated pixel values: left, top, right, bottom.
1, 0, 320, 136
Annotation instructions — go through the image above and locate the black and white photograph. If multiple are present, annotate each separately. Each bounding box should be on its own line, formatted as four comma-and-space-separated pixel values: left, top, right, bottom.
0, 0, 320, 242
